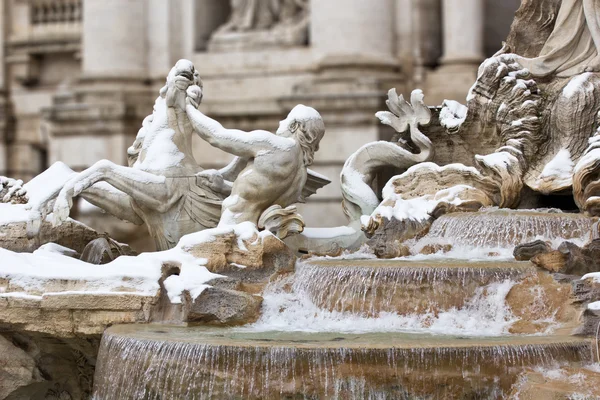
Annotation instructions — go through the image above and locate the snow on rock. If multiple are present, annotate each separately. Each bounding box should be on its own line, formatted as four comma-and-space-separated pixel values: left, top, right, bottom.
368, 163, 484, 226
582, 272, 600, 283
588, 301, 600, 311
536, 148, 574, 187
0, 224, 278, 304
439, 100, 467, 131
563, 72, 594, 99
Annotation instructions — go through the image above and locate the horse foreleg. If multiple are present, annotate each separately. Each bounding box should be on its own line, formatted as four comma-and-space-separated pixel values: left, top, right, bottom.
53, 160, 172, 226
79, 182, 144, 225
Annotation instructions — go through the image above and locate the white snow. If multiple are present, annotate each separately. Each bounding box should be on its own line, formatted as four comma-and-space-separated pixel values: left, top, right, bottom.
538, 149, 574, 182
588, 301, 600, 311
563, 72, 593, 99
0, 224, 275, 304
371, 163, 483, 225
306, 168, 329, 181
582, 272, 600, 283
439, 100, 468, 131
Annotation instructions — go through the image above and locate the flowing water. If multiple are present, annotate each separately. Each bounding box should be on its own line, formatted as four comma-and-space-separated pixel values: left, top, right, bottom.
247, 259, 534, 335
92, 325, 593, 400
423, 209, 595, 249
92, 210, 599, 399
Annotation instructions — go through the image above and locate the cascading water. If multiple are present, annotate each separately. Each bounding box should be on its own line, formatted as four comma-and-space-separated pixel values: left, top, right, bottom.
92, 209, 599, 399
422, 209, 595, 249
92, 325, 592, 400
247, 259, 530, 335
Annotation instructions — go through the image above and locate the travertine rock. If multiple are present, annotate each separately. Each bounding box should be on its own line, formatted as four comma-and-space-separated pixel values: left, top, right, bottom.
506, 271, 579, 335
532, 240, 600, 276
0, 332, 99, 400
186, 287, 262, 326
419, 243, 453, 255
0, 218, 111, 254
0, 335, 40, 399
511, 365, 600, 400
186, 229, 296, 282
513, 240, 552, 261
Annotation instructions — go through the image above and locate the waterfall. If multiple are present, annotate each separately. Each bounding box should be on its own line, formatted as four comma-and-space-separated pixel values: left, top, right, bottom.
424, 209, 595, 249
92, 325, 592, 400
246, 259, 531, 335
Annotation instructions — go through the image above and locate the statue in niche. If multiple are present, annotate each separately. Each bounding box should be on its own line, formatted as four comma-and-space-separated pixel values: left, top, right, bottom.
208, 0, 309, 51
340, 0, 600, 245
0, 60, 329, 250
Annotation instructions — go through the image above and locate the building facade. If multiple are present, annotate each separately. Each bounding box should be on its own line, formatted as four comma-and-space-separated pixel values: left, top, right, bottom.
0, 0, 520, 248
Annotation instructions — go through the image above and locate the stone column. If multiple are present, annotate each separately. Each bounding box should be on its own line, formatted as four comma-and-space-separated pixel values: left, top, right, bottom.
310, 0, 396, 67
82, 0, 147, 77
440, 0, 484, 65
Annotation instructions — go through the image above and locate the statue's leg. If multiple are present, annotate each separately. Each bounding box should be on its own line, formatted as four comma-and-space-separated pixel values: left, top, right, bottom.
53, 160, 172, 226
79, 182, 144, 225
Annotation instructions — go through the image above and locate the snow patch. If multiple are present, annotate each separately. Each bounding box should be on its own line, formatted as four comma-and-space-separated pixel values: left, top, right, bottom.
538, 149, 574, 182
563, 72, 594, 99
588, 301, 600, 311
439, 100, 467, 131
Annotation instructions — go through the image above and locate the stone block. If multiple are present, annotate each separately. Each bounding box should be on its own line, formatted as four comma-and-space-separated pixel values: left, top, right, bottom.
186, 287, 263, 326
40, 292, 147, 310
513, 240, 552, 261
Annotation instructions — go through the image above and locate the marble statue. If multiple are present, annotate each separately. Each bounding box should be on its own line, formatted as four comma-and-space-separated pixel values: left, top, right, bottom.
208, 0, 309, 51
341, 0, 600, 241
0, 59, 329, 249
38, 60, 229, 251
185, 96, 329, 237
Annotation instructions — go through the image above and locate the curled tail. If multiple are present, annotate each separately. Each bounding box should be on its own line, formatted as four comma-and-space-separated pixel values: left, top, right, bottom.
341, 89, 433, 221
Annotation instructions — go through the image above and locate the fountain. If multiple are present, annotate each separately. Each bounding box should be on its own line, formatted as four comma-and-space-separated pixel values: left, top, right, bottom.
1, 1, 600, 399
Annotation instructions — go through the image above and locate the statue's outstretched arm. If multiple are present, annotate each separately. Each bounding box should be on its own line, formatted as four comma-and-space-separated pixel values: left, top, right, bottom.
186, 102, 287, 157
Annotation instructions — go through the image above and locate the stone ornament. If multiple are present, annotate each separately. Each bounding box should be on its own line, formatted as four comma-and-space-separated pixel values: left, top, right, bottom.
340, 89, 433, 222
208, 0, 309, 51
342, 0, 600, 240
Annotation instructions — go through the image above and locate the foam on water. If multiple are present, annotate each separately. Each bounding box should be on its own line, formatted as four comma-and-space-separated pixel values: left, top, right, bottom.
245, 272, 518, 336
423, 209, 595, 249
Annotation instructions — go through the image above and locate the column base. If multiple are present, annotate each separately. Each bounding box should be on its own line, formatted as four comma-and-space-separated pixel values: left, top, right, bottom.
424, 63, 481, 105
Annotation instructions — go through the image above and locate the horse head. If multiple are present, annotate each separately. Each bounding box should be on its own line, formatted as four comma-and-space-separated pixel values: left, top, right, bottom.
161, 59, 203, 113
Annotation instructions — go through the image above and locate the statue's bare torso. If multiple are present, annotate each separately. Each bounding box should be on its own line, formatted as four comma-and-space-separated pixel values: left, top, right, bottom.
221, 140, 307, 225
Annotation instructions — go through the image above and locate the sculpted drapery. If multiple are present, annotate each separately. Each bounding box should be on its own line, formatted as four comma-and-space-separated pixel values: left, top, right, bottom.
515, 0, 600, 77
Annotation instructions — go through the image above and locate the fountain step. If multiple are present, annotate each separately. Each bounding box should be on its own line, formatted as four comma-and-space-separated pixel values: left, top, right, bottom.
93, 324, 595, 400
422, 209, 597, 248
251, 258, 581, 335
294, 258, 536, 316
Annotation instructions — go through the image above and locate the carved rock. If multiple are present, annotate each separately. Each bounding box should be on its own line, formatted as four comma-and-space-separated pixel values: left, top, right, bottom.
186, 287, 262, 326
513, 240, 552, 261
0, 218, 113, 254
185, 226, 296, 282
0, 335, 40, 399
532, 240, 600, 276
